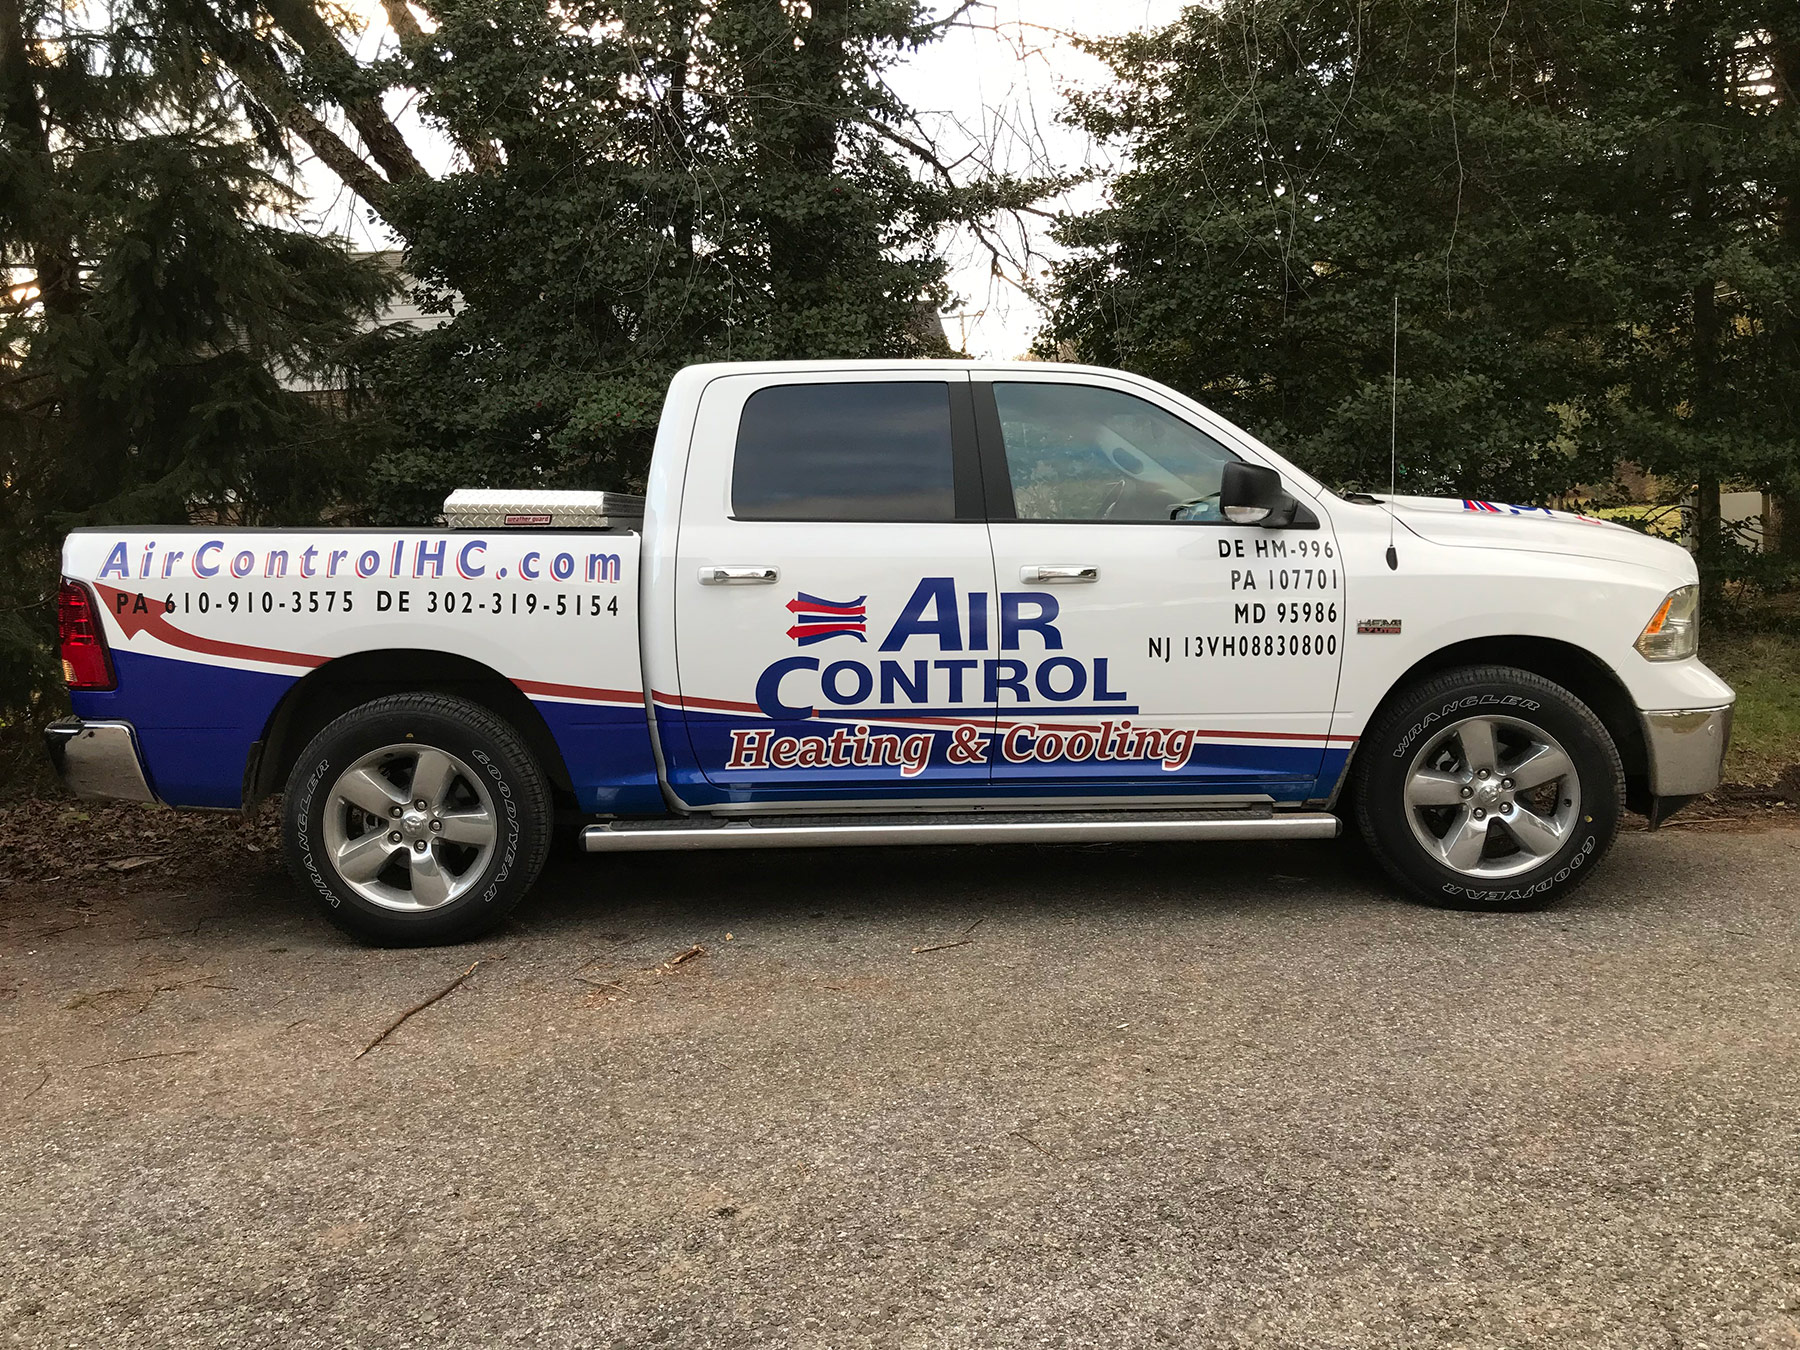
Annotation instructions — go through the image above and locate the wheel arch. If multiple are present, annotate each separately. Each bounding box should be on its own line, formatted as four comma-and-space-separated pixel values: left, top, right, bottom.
246, 649, 577, 811
1361, 636, 1651, 814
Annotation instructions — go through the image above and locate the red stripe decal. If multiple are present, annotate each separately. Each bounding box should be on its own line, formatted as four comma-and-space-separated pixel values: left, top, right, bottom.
653, 689, 766, 715
785, 599, 866, 616
97, 586, 327, 670
96, 586, 644, 705
514, 678, 643, 705
993, 723, 1353, 745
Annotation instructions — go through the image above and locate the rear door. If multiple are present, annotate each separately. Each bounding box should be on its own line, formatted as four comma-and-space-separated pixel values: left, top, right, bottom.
667, 370, 1000, 804
977, 373, 1347, 801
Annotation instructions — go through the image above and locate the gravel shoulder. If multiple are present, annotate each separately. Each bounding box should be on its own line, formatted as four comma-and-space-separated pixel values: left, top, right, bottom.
3, 812, 1800, 1348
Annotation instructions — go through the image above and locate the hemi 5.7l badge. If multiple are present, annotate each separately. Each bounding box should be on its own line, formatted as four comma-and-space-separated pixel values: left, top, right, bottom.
1357, 619, 1403, 635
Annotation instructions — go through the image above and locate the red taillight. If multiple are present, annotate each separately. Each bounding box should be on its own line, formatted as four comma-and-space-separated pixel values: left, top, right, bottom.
59, 580, 116, 691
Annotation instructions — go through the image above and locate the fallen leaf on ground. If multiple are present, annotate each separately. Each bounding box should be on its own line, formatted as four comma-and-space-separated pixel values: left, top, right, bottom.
105, 855, 167, 873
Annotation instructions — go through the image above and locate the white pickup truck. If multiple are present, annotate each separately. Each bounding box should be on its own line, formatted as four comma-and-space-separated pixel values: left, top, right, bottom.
48, 360, 1734, 944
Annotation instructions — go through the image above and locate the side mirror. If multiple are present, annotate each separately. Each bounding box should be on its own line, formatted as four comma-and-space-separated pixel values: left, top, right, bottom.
1220, 461, 1293, 526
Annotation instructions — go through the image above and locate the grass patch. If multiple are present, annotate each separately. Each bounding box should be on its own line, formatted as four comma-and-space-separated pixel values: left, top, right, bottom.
1703, 630, 1800, 786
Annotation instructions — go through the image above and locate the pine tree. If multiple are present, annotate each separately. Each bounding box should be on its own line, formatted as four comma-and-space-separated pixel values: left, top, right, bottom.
1045, 0, 1800, 590
1045, 0, 1620, 504
0, 0, 391, 736
1585, 1, 1800, 603
188, 0, 1051, 521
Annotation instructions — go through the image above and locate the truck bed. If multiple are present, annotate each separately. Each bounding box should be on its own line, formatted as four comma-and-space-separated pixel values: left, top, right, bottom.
61, 527, 659, 812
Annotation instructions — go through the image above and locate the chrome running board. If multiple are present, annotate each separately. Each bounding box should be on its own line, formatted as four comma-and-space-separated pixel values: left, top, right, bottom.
581, 808, 1341, 853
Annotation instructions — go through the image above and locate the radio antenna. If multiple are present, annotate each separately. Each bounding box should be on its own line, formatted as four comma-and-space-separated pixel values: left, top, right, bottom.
1386, 291, 1399, 571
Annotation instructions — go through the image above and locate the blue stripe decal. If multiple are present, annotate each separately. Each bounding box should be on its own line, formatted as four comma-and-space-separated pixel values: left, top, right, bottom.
72, 649, 1348, 817
813, 704, 1140, 719
76, 649, 667, 816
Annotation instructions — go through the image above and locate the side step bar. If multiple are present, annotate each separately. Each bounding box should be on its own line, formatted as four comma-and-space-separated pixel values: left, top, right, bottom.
581, 808, 1341, 853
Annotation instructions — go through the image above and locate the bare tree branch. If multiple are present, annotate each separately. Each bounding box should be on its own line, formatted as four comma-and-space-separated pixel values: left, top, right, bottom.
264, 0, 426, 186
380, 0, 503, 171
284, 100, 398, 215
379, 0, 423, 43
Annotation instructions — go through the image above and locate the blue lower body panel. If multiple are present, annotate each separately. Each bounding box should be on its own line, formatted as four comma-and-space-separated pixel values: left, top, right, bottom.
74, 650, 1347, 817
656, 699, 1350, 808
530, 698, 663, 815
74, 649, 665, 815
73, 651, 297, 807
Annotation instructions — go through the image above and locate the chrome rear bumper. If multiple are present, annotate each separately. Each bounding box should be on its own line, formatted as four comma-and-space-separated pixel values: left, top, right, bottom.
43, 719, 158, 803
1640, 703, 1734, 798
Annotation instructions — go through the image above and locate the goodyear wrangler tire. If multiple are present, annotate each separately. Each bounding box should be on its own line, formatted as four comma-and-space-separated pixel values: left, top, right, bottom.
1353, 666, 1624, 913
283, 693, 551, 946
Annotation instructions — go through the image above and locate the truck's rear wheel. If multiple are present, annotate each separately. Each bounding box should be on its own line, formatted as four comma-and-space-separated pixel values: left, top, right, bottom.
283, 693, 551, 946
1353, 666, 1624, 912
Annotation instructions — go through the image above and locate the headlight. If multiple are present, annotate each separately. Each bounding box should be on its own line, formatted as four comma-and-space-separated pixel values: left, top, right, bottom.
1634, 584, 1699, 661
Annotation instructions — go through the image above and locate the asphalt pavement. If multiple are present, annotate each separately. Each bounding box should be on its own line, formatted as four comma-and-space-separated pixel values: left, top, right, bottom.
3, 822, 1799, 1348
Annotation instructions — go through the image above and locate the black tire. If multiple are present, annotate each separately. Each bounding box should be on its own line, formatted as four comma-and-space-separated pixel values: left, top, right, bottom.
283, 693, 551, 945
1353, 665, 1624, 912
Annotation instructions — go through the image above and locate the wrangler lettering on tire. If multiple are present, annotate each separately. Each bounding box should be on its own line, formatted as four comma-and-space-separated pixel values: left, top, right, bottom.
1353, 666, 1624, 913
281, 693, 551, 945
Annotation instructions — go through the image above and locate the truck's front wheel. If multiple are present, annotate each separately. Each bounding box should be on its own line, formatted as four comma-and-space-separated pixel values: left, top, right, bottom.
283, 693, 551, 945
1353, 666, 1624, 912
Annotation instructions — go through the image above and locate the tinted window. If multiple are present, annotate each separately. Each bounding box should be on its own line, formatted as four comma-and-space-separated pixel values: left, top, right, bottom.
994, 383, 1239, 523
732, 382, 957, 521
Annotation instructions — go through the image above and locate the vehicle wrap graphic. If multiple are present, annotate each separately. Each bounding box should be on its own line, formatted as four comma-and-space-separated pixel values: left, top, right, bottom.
785, 592, 868, 645
65, 530, 661, 814
92, 536, 624, 585
1461, 500, 1606, 524
666, 576, 1353, 796
752, 578, 1131, 721
67, 539, 1353, 812
658, 689, 1353, 804
70, 641, 659, 814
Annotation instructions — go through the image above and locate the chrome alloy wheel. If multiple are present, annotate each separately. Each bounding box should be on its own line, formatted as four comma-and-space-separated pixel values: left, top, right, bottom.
319, 744, 498, 911
1402, 715, 1581, 880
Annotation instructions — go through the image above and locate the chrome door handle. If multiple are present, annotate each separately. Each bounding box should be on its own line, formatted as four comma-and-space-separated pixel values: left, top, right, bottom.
1020, 564, 1099, 584
698, 565, 780, 585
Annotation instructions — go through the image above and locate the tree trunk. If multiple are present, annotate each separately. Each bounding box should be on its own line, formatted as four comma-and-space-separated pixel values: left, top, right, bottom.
1677, 12, 1725, 611
1766, 9, 1800, 562
744, 0, 849, 295
1694, 472, 1722, 609
1771, 492, 1800, 560
661, 4, 697, 267
1691, 275, 1725, 611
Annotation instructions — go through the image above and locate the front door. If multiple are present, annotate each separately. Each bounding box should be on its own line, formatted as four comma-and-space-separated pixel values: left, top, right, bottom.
976, 374, 1347, 801
668, 370, 1001, 804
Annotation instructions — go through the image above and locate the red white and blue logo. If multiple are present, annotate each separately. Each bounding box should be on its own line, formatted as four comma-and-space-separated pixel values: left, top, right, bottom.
785, 592, 868, 645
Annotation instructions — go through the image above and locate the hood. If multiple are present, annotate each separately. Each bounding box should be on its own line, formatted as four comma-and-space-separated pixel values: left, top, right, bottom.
1381, 495, 1695, 575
